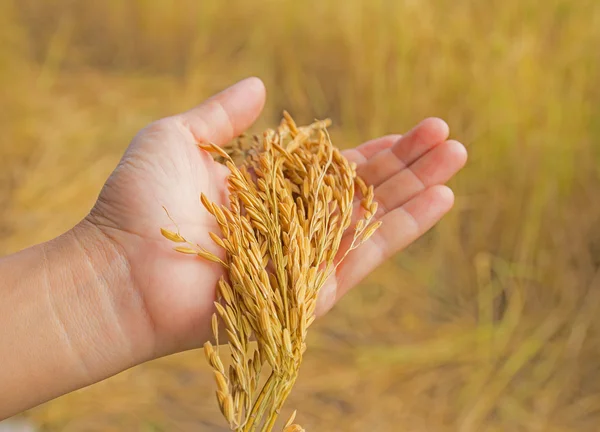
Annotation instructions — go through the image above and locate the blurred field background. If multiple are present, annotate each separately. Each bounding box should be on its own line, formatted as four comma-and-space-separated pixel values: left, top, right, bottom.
2, 0, 600, 430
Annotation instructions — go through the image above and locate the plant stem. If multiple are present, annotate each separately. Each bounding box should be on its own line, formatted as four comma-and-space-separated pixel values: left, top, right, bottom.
242, 372, 277, 432
259, 380, 296, 432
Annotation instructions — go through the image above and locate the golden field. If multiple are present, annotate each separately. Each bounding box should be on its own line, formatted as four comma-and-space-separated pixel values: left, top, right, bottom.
2, 0, 600, 430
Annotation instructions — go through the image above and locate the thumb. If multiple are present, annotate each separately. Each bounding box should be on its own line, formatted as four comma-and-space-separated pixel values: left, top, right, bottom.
178, 77, 267, 146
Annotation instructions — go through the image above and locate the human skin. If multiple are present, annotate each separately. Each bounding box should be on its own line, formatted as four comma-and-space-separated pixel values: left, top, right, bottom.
0, 77, 467, 419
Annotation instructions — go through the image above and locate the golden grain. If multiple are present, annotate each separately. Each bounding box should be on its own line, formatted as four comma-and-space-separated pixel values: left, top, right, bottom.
362, 221, 383, 242
160, 228, 186, 243
162, 113, 380, 431
174, 246, 199, 254
215, 371, 229, 394
284, 410, 297, 428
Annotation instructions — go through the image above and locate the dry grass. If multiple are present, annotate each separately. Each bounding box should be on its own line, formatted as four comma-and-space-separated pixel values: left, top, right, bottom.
163, 114, 380, 431
2, 0, 600, 431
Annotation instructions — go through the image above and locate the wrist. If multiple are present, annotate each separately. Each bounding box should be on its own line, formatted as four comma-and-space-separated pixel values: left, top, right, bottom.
0, 220, 155, 418
62, 219, 157, 373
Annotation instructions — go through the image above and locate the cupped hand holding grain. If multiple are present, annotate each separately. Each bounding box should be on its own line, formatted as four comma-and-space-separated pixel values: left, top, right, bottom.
0, 77, 466, 419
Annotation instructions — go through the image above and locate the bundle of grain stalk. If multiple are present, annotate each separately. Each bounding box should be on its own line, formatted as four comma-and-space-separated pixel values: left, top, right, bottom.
161, 112, 381, 431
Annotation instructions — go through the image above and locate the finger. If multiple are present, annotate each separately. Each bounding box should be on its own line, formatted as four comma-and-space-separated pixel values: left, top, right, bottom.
178, 77, 266, 145
317, 185, 455, 315
343, 134, 402, 166
357, 118, 450, 187
374, 140, 467, 214
349, 139, 466, 225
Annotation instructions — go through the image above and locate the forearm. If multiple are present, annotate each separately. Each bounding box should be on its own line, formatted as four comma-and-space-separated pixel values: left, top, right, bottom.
0, 220, 152, 419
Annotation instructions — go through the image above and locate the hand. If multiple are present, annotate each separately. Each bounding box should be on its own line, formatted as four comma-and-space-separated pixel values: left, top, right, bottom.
87, 77, 467, 360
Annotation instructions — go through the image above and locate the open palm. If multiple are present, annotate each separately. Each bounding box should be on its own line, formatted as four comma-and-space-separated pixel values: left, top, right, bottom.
88, 77, 467, 359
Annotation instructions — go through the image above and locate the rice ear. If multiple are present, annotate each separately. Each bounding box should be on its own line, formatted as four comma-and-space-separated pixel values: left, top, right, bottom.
161, 112, 379, 431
